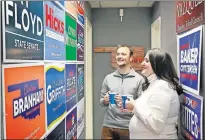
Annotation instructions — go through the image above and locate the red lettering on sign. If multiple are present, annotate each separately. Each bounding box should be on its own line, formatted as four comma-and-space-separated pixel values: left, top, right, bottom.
45, 4, 64, 34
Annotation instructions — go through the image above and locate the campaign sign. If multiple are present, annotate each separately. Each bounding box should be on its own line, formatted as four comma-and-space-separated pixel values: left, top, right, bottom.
76, 1, 84, 26
177, 25, 202, 95
3, 63, 45, 139
66, 64, 77, 112
77, 64, 84, 102
44, 1, 65, 60
176, 1, 205, 34
77, 98, 84, 138
2, 1, 44, 62
65, 13, 77, 61
77, 23, 84, 61
66, 107, 77, 140
45, 63, 66, 130
58, 1, 64, 6
47, 119, 66, 140
179, 91, 203, 140
65, 1, 77, 19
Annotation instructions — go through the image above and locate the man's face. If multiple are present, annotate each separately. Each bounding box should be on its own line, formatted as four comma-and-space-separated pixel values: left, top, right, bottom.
116, 47, 132, 68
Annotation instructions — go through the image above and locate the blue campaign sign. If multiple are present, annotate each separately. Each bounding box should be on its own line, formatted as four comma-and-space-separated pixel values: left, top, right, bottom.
66, 107, 77, 140
77, 64, 84, 102
179, 91, 203, 140
178, 25, 202, 95
44, 1, 65, 60
66, 64, 77, 112
2, 1, 44, 62
45, 63, 66, 129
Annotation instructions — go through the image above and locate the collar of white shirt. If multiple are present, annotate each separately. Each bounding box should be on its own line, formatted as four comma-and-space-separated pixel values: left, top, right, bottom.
147, 73, 158, 83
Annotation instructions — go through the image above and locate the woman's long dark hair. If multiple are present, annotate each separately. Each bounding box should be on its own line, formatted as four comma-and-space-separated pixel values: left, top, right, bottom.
143, 49, 183, 95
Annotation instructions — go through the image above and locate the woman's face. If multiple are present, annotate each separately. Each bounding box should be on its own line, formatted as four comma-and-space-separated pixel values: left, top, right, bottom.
141, 53, 154, 77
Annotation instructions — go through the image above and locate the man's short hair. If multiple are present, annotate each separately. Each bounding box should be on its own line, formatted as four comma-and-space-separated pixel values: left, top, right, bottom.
116, 45, 134, 57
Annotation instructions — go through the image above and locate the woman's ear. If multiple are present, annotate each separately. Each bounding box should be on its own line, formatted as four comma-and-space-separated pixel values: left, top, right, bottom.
130, 56, 133, 63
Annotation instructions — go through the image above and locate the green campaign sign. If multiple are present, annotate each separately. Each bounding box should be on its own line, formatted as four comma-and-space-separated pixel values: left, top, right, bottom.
65, 13, 77, 60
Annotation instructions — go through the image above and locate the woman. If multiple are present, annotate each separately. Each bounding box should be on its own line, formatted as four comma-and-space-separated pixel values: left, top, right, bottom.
125, 49, 183, 139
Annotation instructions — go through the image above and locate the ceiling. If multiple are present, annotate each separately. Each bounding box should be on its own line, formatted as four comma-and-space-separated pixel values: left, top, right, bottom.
89, 1, 155, 8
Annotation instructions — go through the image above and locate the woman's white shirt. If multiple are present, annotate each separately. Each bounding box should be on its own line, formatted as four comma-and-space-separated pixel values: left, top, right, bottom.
129, 74, 180, 139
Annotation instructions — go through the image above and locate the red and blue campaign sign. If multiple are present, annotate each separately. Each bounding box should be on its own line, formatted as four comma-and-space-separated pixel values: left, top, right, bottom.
66, 107, 77, 140
2, 1, 44, 62
177, 25, 202, 95
179, 91, 203, 140
76, 1, 84, 26
66, 64, 77, 112
44, 1, 65, 60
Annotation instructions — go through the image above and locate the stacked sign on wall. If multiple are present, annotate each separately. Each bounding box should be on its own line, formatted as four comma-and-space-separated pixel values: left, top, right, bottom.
47, 119, 66, 139
77, 64, 84, 102
176, 1, 204, 140
77, 22, 84, 61
66, 107, 77, 139
2, 1, 44, 62
65, 13, 77, 61
2, 63, 46, 139
45, 63, 66, 130
77, 1, 85, 61
177, 25, 202, 95
66, 64, 77, 112
179, 91, 203, 140
77, 97, 85, 138
2, 1, 85, 139
44, 1, 65, 60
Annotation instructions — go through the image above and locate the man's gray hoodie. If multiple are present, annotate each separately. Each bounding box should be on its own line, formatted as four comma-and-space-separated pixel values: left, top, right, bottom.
100, 68, 144, 129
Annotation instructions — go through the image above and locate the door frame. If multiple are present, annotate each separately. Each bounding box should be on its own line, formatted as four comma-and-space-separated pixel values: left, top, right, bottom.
84, 17, 93, 139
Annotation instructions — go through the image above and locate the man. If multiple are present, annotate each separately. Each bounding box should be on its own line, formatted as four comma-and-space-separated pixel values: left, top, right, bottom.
100, 45, 144, 139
